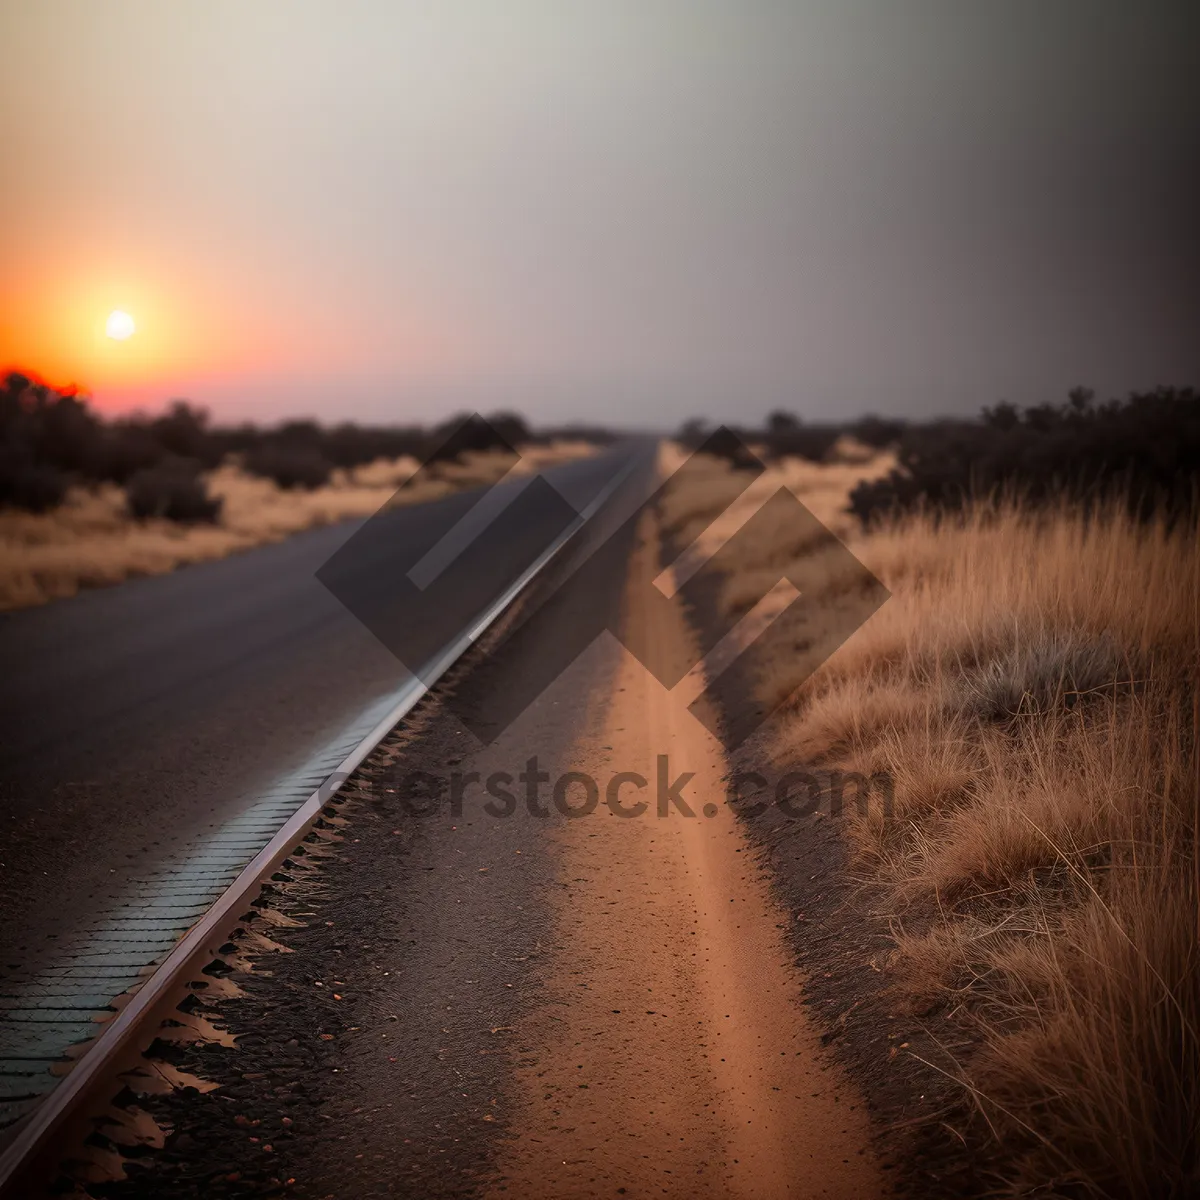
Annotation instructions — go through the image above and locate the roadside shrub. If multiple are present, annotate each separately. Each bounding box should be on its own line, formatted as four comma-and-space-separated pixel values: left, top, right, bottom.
0, 372, 215, 491
319, 422, 430, 469
850, 387, 1200, 526
150, 401, 222, 467
426, 412, 528, 463
709, 433, 763, 471
674, 425, 763, 472
210, 420, 434, 470
243, 444, 333, 490
29, 391, 103, 474
761, 424, 840, 462
1, 365, 569, 505
848, 414, 906, 448
674, 418, 712, 453
677, 413, 847, 465
126, 461, 222, 522
484, 410, 532, 448
96, 421, 167, 482
0, 446, 69, 512
2, 371, 106, 480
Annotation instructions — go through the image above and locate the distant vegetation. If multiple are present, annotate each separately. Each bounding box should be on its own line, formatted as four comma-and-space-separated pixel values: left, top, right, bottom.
677, 386, 1200, 526
0, 369, 613, 610
6, 369, 1199, 533
676, 411, 904, 466
0, 370, 615, 522
848, 386, 1200, 525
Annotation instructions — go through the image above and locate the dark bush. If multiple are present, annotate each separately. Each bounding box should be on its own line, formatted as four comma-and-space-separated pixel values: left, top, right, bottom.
0, 445, 69, 512
151, 401, 222, 467
319, 422, 430, 469
209, 421, 264, 460
228, 418, 433, 474
850, 387, 1200, 527
243, 443, 333, 490
766, 410, 801, 433
1, 373, 81, 509
674, 418, 711, 452
683, 425, 763, 471
96, 421, 167, 482
426, 412, 529, 464
711, 434, 762, 471
1, 371, 187, 489
126, 461, 222, 522
2, 371, 105, 477
671, 420, 763, 470
486, 410, 532, 448
218, 415, 443, 478
677, 413, 840, 464
29, 391, 102, 474
761, 424, 840, 462
0, 366, 583, 508
848, 414, 906, 448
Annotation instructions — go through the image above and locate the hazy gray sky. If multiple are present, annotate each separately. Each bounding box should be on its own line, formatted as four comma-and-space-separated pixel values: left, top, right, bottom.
2, 1, 1197, 426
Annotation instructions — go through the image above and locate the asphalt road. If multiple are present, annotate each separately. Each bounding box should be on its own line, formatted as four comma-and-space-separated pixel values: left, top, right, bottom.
0, 443, 647, 978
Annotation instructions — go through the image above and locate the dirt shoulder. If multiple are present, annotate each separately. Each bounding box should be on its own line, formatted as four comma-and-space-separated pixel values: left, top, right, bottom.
673, 571, 975, 1198
488, 511, 880, 1199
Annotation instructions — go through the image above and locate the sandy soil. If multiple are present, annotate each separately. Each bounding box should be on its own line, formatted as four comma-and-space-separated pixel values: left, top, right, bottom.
491, 512, 881, 1198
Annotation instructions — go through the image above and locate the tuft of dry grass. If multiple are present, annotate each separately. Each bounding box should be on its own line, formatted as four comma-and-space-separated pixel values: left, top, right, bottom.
975, 841, 1200, 1197
0, 441, 595, 611
954, 631, 1134, 723
665, 448, 1200, 1195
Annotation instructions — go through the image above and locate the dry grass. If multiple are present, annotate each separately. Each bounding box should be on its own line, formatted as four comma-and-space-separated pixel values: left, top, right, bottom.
660, 442, 894, 551
666, 449, 1200, 1196
0, 440, 596, 610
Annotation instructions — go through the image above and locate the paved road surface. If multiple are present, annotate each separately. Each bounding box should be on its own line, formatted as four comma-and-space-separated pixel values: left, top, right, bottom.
0, 444, 645, 978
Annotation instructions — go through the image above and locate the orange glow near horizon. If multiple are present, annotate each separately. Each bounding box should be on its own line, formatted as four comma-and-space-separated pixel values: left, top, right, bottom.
1, 255, 463, 416
0, 268, 221, 408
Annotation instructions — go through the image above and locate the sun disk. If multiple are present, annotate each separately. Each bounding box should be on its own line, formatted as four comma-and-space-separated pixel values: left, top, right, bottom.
105, 310, 136, 340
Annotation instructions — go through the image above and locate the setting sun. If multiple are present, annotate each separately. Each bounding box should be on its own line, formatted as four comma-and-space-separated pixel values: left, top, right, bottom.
105, 310, 136, 341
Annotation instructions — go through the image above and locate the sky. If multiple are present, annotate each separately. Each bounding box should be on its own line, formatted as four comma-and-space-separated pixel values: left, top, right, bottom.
2, 1, 1197, 428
